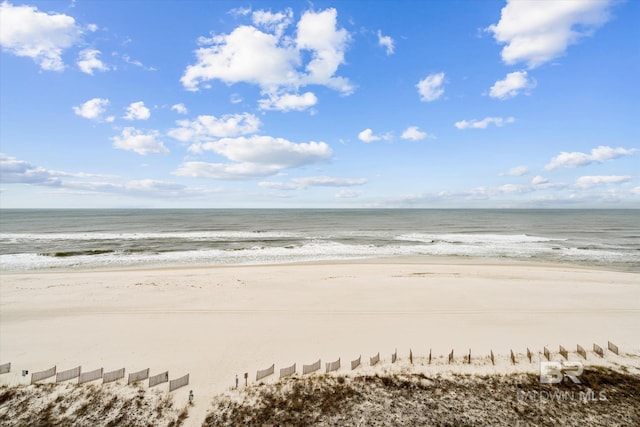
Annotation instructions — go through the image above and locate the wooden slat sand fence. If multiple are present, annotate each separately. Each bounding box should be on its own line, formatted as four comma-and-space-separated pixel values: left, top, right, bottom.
31, 366, 56, 384
577, 344, 587, 360
351, 356, 361, 370
409, 349, 413, 364
510, 350, 516, 365
527, 348, 533, 363
593, 343, 604, 358
608, 341, 619, 355
78, 368, 103, 385
370, 353, 380, 366
428, 349, 432, 364
490, 350, 495, 366
467, 349, 471, 364
256, 364, 274, 381
303, 360, 321, 375
544, 347, 550, 361
149, 371, 168, 388
103, 368, 125, 384
279, 363, 296, 379
391, 349, 397, 364
0, 363, 10, 374
56, 366, 81, 383
326, 358, 340, 373
559, 345, 568, 360
169, 374, 189, 392
448, 349, 454, 364
128, 368, 149, 385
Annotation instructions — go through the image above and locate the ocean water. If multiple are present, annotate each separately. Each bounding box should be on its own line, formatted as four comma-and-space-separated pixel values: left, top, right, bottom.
0, 209, 638, 272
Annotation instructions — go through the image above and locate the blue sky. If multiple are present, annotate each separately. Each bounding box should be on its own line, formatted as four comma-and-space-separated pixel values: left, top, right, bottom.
1, 0, 638, 208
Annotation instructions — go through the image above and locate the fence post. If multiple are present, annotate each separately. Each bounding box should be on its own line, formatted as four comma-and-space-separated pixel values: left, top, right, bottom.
543, 347, 550, 361
608, 341, 619, 355
527, 348, 532, 363
428, 349, 432, 364
490, 350, 495, 366
593, 343, 604, 358
510, 350, 516, 364
409, 349, 413, 364
577, 344, 587, 360
559, 345, 568, 360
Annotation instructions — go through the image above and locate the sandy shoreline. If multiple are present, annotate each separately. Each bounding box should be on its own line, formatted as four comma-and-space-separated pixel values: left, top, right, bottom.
1, 257, 639, 425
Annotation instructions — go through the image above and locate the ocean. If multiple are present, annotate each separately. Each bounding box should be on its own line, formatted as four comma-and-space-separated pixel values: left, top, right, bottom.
0, 209, 638, 272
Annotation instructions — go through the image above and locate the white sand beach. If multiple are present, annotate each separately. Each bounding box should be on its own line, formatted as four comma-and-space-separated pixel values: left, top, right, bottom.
1, 258, 639, 425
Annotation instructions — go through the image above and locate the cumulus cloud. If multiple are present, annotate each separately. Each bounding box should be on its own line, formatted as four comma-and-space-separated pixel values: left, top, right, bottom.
258, 91, 318, 112
171, 103, 188, 114
181, 8, 352, 110
124, 101, 151, 120
259, 175, 367, 190
489, 70, 536, 99
416, 72, 445, 102
72, 98, 113, 122
575, 175, 631, 189
401, 126, 429, 141
335, 189, 361, 198
111, 127, 168, 155
77, 49, 109, 75
168, 113, 261, 144
455, 116, 515, 129
377, 30, 394, 55
0, 2, 82, 71
544, 145, 638, 170
358, 128, 392, 143
487, 0, 614, 68
500, 165, 529, 176
174, 135, 332, 180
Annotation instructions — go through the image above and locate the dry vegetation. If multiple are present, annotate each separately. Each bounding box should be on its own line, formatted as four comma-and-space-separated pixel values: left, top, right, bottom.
0, 382, 189, 427
204, 367, 640, 426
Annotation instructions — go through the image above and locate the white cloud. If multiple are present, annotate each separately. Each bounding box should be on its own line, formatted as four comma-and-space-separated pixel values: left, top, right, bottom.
72, 98, 113, 122
501, 165, 529, 176
175, 135, 332, 180
575, 175, 631, 189
181, 8, 353, 109
171, 103, 188, 114
401, 126, 428, 141
230, 93, 243, 104
531, 175, 549, 185
124, 101, 151, 121
487, 0, 614, 68
111, 128, 168, 155
377, 30, 394, 55
252, 8, 293, 37
358, 128, 392, 143
168, 113, 261, 143
416, 72, 445, 102
0, 153, 61, 185
455, 116, 515, 129
544, 145, 638, 170
500, 184, 531, 194
77, 49, 109, 75
258, 91, 318, 111
489, 70, 536, 99
260, 176, 367, 190
335, 189, 361, 198
0, 2, 82, 71
631, 187, 640, 196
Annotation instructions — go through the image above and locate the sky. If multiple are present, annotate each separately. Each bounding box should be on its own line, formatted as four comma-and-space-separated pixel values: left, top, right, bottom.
0, 0, 638, 208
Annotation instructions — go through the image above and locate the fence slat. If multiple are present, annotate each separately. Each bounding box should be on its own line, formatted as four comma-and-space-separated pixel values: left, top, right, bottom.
527, 348, 532, 363
169, 374, 189, 392
78, 368, 103, 384
0, 363, 10, 374
302, 360, 320, 375
543, 347, 550, 361
103, 368, 125, 384
56, 366, 81, 383
577, 344, 587, 360
351, 356, 361, 370
31, 366, 56, 384
559, 345, 568, 360
325, 358, 340, 373
448, 349, 454, 364
608, 341, 619, 355
128, 368, 149, 385
490, 350, 495, 366
593, 343, 604, 358
391, 350, 397, 364
149, 371, 168, 388
510, 350, 516, 365
279, 363, 296, 379
256, 364, 274, 381
370, 353, 379, 366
